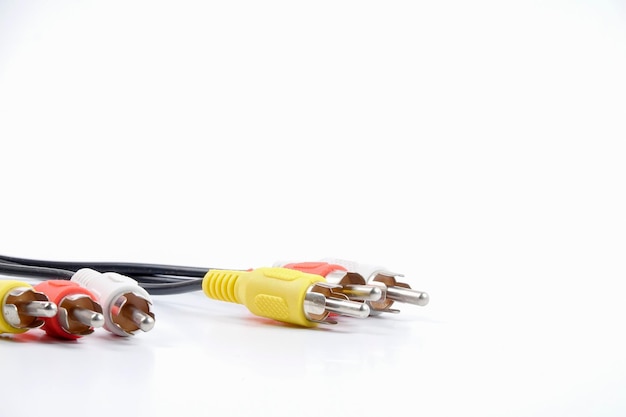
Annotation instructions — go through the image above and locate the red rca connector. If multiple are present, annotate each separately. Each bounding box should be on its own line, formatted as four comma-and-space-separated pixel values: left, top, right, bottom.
0, 280, 58, 335
276, 261, 385, 304
34, 280, 105, 340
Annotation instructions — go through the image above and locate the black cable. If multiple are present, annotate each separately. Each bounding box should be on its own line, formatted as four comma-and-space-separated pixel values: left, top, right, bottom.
0, 254, 210, 277
125, 274, 202, 284
0, 260, 205, 295
136, 278, 204, 295
0, 260, 75, 280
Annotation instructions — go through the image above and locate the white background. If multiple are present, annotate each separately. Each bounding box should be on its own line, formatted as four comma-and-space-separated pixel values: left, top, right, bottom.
1, 1, 625, 416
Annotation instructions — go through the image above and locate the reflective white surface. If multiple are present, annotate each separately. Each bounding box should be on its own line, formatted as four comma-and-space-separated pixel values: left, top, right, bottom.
1, 1, 625, 416
2, 277, 625, 417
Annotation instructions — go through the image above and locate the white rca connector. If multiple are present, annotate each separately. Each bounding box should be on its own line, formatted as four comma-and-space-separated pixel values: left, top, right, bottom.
71, 268, 155, 336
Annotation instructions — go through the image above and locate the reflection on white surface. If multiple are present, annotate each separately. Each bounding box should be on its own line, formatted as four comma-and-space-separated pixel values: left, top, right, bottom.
1, 287, 625, 416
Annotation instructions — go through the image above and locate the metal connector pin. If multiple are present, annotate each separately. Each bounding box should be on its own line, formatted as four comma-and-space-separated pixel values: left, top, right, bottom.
341, 284, 384, 302
386, 286, 429, 306
304, 282, 371, 323
324, 270, 384, 302
325, 297, 370, 318
22, 301, 58, 318
130, 306, 155, 332
72, 308, 105, 328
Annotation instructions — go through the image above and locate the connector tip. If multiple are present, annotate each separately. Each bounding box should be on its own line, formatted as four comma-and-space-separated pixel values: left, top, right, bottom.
370, 286, 384, 302
416, 292, 429, 306
73, 308, 106, 328
355, 302, 371, 319
386, 286, 430, 307
131, 308, 155, 332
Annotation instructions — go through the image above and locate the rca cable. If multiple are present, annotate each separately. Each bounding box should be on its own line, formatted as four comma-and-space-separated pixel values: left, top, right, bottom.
0, 253, 429, 340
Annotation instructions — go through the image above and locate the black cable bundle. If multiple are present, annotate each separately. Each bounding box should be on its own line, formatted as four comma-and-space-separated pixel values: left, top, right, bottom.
0, 254, 214, 295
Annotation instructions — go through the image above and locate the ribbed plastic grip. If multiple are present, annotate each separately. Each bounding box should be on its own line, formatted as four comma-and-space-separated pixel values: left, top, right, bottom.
202, 270, 241, 303
201, 267, 325, 327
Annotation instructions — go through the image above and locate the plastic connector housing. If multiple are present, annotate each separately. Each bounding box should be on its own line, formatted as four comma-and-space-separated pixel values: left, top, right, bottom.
71, 268, 155, 337
0, 280, 57, 334
202, 267, 370, 327
34, 280, 104, 340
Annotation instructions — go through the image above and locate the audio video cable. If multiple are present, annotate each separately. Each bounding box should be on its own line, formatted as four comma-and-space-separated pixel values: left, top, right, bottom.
0, 253, 429, 333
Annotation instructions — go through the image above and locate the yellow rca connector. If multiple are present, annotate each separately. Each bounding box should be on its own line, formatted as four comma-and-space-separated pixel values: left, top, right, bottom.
202, 267, 370, 327
0, 280, 58, 334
